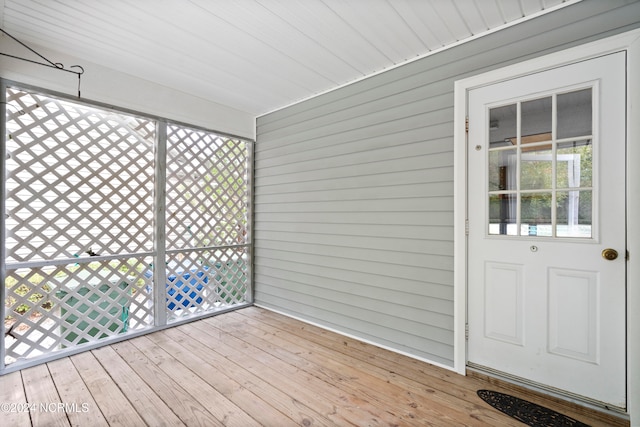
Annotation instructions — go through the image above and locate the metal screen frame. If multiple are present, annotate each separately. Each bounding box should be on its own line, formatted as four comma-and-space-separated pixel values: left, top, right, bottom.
0, 80, 254, 374
1, 81, 8, 370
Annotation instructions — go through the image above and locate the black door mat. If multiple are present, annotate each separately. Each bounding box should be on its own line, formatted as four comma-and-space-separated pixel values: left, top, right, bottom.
477, 390, 590, 427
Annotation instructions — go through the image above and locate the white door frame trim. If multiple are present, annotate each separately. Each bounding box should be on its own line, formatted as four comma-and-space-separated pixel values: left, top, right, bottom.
453, 28, 640, 419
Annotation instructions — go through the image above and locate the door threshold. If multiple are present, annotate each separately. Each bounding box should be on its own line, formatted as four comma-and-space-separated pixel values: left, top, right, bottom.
467, 364, 629, 426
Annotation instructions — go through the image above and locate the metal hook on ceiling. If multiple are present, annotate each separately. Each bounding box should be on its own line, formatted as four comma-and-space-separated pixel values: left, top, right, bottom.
0, 27, 86, 98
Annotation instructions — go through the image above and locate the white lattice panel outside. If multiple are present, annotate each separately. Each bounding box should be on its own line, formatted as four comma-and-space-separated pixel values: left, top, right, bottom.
166, 125, 248, 250
4, 88, 155, 263
2, 86, 252, 370
4, 257, 153, 363
165, 247, 249, 320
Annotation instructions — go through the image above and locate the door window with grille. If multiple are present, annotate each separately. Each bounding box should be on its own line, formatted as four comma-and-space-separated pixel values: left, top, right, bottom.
487, 87, 593, 238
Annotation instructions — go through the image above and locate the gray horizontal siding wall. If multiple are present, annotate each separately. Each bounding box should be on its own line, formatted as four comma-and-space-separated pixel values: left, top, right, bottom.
254, 0, 640, 367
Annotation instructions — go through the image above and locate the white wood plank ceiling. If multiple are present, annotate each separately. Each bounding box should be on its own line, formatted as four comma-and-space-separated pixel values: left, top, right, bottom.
0, 0, 578, 116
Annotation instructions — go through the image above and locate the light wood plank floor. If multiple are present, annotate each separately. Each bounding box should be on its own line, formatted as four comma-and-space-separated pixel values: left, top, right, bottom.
0, 306, 629, 426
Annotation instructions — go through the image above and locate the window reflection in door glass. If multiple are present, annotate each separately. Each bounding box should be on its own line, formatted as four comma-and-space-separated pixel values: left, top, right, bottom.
556, 190, 592, 238
521, 146, 553, 190
489, 194, 517, 235
520, 192, 553, 237
558, 89, 592, 139
489, 149, 517, 191
522, 97, 552, 140
557, 139, 592, 188
489, 104, 516, 148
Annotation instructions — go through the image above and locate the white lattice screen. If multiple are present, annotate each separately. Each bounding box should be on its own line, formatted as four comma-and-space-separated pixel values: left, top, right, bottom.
2, 86, 251, 368
165, 125, 249, 320
164, 248, 249, 320
3, 88, 156, 365
5, 89, 156, 262
4, 258, 153, 363
166, 125, 248, 250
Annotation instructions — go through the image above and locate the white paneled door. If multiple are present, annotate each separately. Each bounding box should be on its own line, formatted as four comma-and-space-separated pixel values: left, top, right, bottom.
467, 52, 626, 408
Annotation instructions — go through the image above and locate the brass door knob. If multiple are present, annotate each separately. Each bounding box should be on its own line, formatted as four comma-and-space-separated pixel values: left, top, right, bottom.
602, 248, 618, 261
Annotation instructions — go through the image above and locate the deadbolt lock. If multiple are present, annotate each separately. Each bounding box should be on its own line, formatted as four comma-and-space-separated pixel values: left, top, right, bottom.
602, 248, 618, 261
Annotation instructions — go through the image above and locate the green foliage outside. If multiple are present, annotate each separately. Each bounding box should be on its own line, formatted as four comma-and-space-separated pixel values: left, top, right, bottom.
5, 259, 149, 324
488, 141, 592, 227
174, 137, 248, 248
